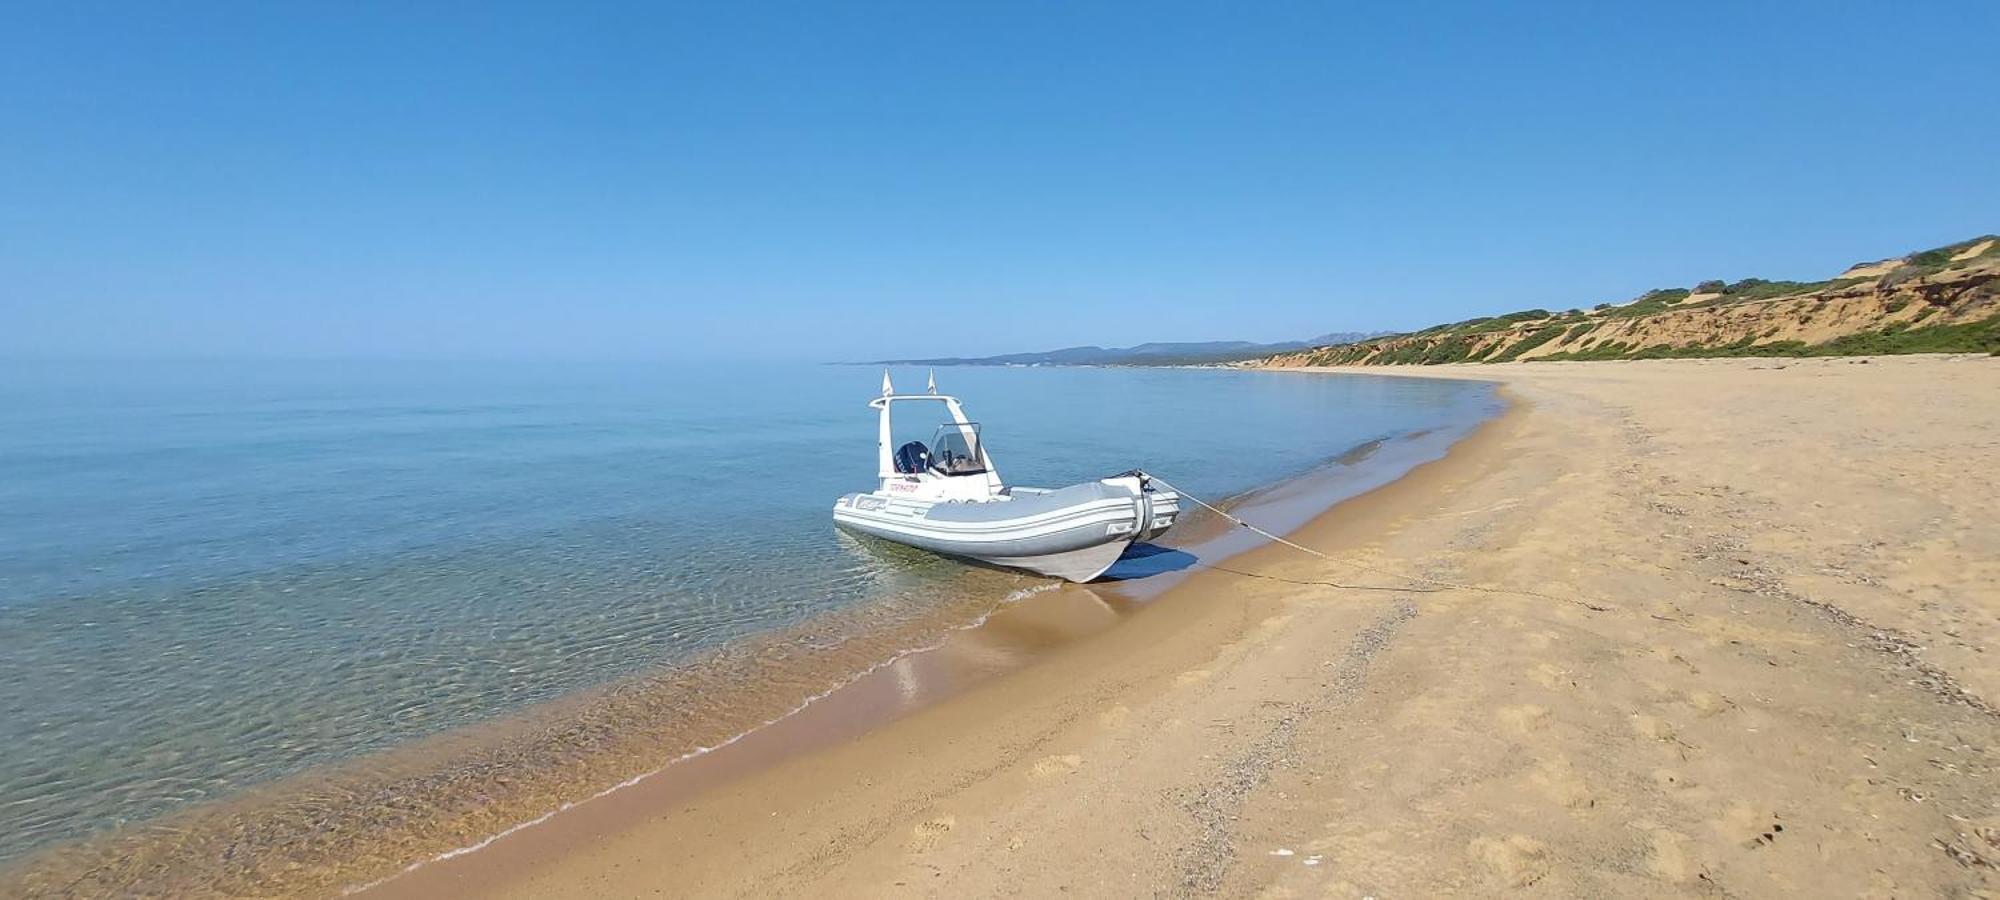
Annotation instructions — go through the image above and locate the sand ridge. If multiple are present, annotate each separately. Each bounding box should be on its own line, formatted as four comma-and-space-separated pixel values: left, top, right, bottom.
364, 355, 1999, 898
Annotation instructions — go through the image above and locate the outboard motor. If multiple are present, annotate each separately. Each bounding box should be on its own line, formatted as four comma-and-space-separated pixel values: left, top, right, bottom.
894, 441, 930, 474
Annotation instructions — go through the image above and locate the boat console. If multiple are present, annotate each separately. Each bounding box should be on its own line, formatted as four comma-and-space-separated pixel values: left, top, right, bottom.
868, 371, 1004, 502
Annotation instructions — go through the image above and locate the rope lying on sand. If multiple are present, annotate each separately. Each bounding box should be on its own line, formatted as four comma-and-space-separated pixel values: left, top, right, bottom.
1135, 471, 1614, 613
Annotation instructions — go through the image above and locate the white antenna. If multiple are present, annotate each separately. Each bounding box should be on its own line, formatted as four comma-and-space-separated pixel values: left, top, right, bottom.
927, 368, 937, 394
881, 369, 894, 397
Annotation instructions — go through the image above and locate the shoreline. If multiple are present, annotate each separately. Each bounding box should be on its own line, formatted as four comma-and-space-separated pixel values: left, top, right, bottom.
19, 355, 1995, 896
3, 388, 1501, 898
369, 355, 1998, 898
359, 388, 1522, 898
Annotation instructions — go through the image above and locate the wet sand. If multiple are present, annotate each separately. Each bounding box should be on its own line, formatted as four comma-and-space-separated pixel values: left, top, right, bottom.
370, 355, 1999, 897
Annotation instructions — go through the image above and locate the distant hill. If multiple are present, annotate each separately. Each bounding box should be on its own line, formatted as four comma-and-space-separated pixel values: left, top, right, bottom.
1253, 235, 2000, 368
869, 332, 1383, 367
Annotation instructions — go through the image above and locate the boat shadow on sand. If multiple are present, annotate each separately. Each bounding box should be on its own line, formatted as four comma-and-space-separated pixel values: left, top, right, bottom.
1098, 542, 1197, 581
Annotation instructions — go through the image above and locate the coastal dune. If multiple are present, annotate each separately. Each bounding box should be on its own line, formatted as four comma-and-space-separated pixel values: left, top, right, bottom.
372, 354, 2000, 898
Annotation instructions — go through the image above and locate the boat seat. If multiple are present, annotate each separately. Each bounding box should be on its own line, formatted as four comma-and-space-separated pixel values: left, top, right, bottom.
894, 441, 930, 474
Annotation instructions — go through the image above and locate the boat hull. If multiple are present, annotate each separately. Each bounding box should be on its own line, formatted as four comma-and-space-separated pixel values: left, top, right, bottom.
963, 541, 1136, 583
832, 477, 1179, 582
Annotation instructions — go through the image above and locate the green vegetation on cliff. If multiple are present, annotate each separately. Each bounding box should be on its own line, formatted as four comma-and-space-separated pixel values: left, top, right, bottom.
1264, 234, 2000, 367
1535, 315, 2000, 361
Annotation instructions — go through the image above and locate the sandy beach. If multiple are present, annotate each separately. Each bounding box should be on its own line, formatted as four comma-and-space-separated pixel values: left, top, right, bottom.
11, 7, 1993, 897
356, 354, 1999, 898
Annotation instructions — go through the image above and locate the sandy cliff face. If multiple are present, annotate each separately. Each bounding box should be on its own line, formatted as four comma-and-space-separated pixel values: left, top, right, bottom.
1259, 236, 2000, 366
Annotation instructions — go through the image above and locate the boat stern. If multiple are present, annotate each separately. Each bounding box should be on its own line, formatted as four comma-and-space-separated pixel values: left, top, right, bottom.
1101, 473, 1179, 544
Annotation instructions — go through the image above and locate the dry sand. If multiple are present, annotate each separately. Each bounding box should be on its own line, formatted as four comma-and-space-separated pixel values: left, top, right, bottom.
368, 355, 2000, 898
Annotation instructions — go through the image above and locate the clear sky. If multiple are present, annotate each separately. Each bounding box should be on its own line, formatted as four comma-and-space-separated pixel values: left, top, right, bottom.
3, 2, 1995, 361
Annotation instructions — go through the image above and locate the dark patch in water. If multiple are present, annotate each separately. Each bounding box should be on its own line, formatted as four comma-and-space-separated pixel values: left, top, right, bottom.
1332, 437, 1387, 467
1102, 544, 1199, 581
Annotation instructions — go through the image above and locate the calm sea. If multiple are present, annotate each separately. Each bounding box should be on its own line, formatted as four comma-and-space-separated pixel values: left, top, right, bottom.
0, 360, 1498, 867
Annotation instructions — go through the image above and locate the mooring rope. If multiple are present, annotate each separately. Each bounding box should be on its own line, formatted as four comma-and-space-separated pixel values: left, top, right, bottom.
1134, 471, 1614, 613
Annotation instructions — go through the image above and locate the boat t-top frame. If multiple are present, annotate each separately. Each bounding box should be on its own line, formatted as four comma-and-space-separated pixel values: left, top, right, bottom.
871, 370, 1004, 498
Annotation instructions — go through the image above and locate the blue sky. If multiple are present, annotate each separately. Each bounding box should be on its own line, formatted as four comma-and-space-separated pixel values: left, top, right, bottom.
3, 1, 1995, 361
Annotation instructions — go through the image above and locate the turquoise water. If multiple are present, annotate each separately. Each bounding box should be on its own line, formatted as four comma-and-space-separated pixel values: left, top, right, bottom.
0, 360, 1497, 865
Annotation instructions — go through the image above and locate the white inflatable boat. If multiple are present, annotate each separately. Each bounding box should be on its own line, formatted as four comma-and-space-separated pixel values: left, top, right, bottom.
832, 372, 1179, 582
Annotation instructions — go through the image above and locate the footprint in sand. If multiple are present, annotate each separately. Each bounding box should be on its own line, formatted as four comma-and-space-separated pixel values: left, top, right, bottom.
1712, 804, 1786, 850
1099, 705, 1131, 728
1531, 758, 1595, 810
1029, 754, 1083, 779
1645, 645, 1700, 673
1630, 713, 1679, 743
1469, 834, 1550, 888
907, 815, 956, 853
1744, 814, 1786, 850
1528, 662, 1572, 689
1497, 704, 1551, 733
1647, 829, 1703, 882
1683, 690, 1734, 717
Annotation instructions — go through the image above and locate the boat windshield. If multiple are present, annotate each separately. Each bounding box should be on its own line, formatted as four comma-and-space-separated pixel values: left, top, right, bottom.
928, 423, 988, 475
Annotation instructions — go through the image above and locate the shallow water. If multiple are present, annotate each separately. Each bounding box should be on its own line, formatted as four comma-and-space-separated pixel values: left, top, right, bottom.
0, 360, 1497, 867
